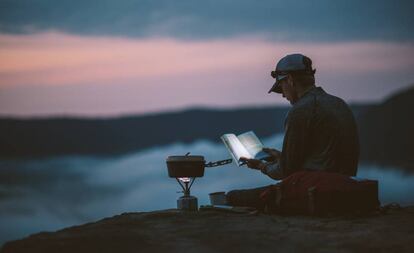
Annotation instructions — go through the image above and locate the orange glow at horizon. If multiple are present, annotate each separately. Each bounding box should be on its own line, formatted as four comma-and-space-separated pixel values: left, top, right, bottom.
1, 32, 414, 117
1, 32, 414, 87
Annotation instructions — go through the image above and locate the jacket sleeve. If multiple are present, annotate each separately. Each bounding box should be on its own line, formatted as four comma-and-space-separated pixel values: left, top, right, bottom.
260, 161, 283, 180
280, 109, 309, 177
262, 109, 309, 180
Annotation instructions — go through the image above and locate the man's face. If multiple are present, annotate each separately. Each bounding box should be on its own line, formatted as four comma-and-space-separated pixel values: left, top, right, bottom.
279, 77, 298, 105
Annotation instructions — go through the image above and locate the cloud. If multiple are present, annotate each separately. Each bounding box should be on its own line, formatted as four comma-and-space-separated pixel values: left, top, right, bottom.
0, 134, 284, 245
1, 133, 414, 245
0, 0, 413, 42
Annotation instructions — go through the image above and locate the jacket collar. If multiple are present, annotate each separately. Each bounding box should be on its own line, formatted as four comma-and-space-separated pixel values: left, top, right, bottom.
301, 86, 324, 98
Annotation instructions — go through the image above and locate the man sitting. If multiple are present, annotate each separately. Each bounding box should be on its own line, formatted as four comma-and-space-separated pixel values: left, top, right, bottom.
226, 53, 360, 210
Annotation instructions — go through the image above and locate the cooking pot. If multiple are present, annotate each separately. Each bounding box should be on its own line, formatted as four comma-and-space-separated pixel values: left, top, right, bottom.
166, 155, 232, 178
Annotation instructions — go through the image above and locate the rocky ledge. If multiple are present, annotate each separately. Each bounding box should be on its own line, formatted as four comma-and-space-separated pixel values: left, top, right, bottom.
2, 206, 414, 253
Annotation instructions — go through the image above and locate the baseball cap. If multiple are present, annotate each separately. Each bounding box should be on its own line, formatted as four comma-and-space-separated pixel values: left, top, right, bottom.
268, 53, 315, 94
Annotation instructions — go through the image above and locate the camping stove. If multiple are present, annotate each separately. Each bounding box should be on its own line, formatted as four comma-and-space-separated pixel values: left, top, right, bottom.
176, 177, 198, 211
166, 153, 232, 211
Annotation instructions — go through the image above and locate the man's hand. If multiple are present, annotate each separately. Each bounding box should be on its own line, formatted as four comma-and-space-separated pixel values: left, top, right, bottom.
240, 157, 265, 171
262, 147, 281, 162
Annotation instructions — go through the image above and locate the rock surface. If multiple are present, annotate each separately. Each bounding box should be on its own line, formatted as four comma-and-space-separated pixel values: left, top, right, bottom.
2, 207, 414, 253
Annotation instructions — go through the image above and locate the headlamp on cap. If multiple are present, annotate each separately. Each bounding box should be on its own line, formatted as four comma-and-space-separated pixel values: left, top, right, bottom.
268, 54, 316, 94
270, 70, 290, 79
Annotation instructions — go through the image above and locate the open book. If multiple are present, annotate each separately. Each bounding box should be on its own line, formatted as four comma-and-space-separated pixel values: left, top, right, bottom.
221, 131, 270, 166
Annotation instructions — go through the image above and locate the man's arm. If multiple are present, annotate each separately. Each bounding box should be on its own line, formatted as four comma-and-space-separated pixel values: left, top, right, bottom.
278, 109, 309, 177
240, 158, 284, 180
241, 108, 310, 180
259, 148, 284, 180
260, 161, 284, 180
258, 108, 310, 180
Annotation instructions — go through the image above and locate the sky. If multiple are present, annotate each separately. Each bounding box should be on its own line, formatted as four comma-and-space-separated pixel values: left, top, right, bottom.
0, 0, 414, 117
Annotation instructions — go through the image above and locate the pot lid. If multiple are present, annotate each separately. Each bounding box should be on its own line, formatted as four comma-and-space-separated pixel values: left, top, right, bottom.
166, 155, 205, 162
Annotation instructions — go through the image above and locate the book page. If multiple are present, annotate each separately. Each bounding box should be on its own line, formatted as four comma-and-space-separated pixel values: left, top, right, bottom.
221, 134, 252, 165
237, 131, 268, 160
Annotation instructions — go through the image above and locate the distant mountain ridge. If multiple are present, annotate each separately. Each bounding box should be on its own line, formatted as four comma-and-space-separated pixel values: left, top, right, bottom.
0, 107, 289, 158
358, 86, 414, 170
1, 85, 414, 170
0, 105, 370, 159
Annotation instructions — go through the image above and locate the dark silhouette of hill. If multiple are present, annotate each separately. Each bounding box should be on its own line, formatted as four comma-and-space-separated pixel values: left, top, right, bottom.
0, 105, 370, 159
0, 107, 288, 158
358, 85, 414, 170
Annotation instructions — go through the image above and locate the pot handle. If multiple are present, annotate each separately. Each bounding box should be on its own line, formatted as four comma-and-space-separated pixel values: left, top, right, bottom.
205, 158, 233, 168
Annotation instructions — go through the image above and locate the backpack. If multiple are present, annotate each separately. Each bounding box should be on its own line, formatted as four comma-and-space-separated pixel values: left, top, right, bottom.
260, 171, 380, 215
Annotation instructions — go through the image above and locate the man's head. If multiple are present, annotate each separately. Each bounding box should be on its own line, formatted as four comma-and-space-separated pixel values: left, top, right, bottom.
268, 54, 316, 105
